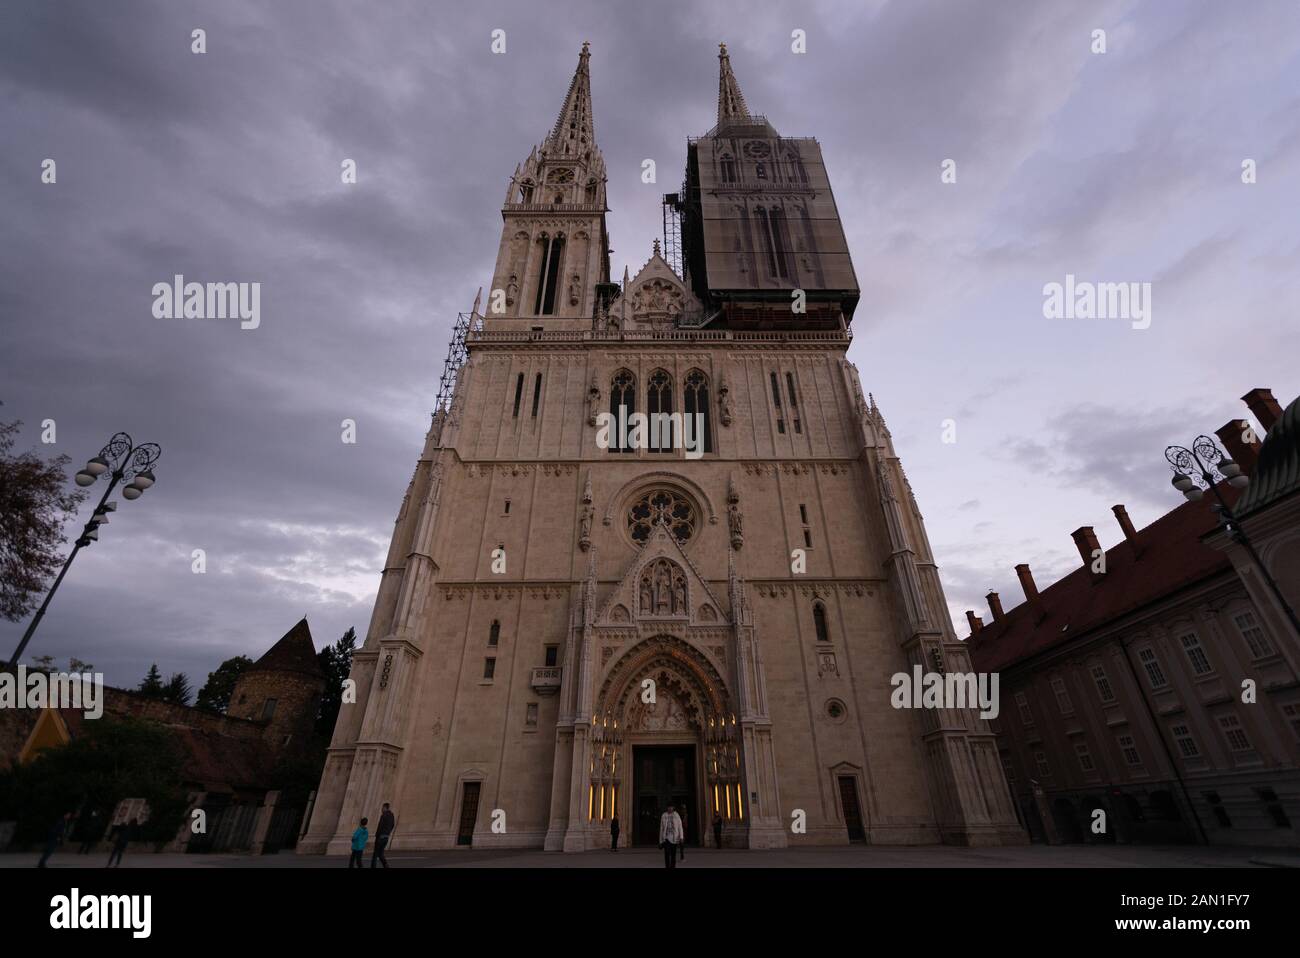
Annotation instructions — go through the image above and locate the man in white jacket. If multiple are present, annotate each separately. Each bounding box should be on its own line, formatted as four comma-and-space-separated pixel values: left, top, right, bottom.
659, 803, 684, 869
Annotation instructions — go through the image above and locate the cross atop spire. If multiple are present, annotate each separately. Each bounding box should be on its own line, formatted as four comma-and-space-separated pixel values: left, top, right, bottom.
547, 42, 595, 154
717, 42, 751, 127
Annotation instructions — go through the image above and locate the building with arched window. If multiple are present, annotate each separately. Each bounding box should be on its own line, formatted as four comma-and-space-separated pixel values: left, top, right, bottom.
302, 43, 1022, 856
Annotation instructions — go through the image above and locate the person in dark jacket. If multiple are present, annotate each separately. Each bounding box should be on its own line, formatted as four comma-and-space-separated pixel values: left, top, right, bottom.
77, 809, 103, 854
37, 811, 73, 868
610, 815, 620, 852
713, 812, 723, 850
371, 803, 395, 868
106, 818, 135, 868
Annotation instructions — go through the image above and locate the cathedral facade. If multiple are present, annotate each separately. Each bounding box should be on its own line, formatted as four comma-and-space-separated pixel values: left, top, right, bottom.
300, 44, 1024, 853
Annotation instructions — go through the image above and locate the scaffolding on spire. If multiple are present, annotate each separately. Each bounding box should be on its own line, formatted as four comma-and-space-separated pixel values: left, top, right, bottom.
430, 288, 483, 447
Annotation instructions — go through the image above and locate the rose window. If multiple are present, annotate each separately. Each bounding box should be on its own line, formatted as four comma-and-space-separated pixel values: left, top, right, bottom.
628, 489, 696, 544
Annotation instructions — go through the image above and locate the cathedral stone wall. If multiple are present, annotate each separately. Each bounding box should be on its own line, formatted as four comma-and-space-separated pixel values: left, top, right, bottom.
299, 43, 1024, 855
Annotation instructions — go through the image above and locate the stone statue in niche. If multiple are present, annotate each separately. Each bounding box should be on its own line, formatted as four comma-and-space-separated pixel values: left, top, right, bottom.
578, 473, 594, 551
727, 474, 744, 550
640, 580, 652, 615
718, 379, 733, 427
569, 274, 581, 307
655, 564, 671, 615
587, 377, 601, 426
506, 274, 519, 308
673, 575, 686, 614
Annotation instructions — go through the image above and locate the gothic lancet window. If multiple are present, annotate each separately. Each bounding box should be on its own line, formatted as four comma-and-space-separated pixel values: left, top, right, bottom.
543, 234, 565, 314
512, 372, 525, 418
769, 371, 785, 434
813, 603, 829, 644
533, 235, 551, 314
489, 620, 500, 646
755, 208, 778, 278
647, 369, 674, 452
769, 208, 791, 278
683, 369, 713, 454
786, 371, 801, 434
720, 153, 736, 183
609, 369, 635, 453
531, 373, 542, 418
519, 180, 534, 203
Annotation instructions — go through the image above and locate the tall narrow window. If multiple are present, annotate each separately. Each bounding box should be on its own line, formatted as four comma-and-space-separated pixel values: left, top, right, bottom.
769, 208, 790, 278
759, 204, 774, 272
1090, 664, 1116, 703
769, 371, 785, 434
519, 180, 534, 203
483, 658, 496, 681
813, 603, 829, 644
488, 621, 500, 646
683, 369, 712, 454
531, 373, 542, 418
533, 236, 551, 314
1179, 631, 1213, 675
609, 370, 635, 453
541, 234, 564, 314
799, 503, 808, 524
1138, 647, 1168, 689
720, 154, 736, 183
512, 373, 525, 418
647, 369, 674, 452
786, 371, 801, 434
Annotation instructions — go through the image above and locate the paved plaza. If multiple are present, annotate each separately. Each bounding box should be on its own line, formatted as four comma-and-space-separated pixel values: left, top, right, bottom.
5, 843, 1298, 869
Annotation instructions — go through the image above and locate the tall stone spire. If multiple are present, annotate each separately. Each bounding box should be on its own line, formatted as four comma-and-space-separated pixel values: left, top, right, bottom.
717, 42, 751, 126
546, 41, 595, 154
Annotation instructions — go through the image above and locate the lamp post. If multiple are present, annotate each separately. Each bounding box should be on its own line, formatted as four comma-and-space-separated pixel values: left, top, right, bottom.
6, 432, 161, 669
1164, 435, 1300, 636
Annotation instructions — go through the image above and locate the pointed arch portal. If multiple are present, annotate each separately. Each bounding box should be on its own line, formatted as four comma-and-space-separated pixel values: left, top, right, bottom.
588, 635, 742, 846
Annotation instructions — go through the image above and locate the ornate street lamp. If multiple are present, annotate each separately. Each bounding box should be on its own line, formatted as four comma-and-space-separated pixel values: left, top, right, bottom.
7, 432, 161, 668
1164, 435, 1300, 636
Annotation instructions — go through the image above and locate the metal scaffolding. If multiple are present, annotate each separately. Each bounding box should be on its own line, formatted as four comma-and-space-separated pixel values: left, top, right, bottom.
430, 288, 483, 447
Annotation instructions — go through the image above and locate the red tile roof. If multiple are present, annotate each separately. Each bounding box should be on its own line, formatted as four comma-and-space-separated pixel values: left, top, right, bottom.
966, 485, 1239, 674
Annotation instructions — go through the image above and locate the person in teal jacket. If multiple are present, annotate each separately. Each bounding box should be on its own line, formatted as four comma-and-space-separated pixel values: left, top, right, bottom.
348, 818, 369, 869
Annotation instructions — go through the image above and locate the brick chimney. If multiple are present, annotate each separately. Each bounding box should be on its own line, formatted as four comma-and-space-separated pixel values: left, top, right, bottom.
1111, 504, 1141, 557
1071, 526, 1105, 581
1014, 563, 1038, 601
1242, 387, 1283, 433
985, 591, 1004, 623
966, 610, 984, 635
1216, 419, 1261, 475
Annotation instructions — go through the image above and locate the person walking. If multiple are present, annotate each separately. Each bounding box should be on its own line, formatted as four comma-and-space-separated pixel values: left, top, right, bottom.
658, 803, 683, 869
713, 812, 723, 850
610, 815, 620, 852
106, 818, 135, 868
77, 809, 103, 854
349, 817, 369, 869
678, 807, 688, 860
37, 811, 73, 868
371, 803, 395, 868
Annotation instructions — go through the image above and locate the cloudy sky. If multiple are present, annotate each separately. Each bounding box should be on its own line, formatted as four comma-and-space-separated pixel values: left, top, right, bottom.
2, 0, 1297, 689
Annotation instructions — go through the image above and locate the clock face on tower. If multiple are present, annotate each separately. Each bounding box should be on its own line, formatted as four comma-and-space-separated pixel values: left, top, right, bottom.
742, 140, 770, 159
547, 168, 575, 184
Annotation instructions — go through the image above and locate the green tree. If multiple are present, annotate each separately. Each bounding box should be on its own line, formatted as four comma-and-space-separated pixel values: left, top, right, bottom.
161, 672, 192, 706
138, 663, 164, 698
315, 627, 357, 737
0, 716, 188, 845
195, 655, 253, 713
0, 415, 88, 622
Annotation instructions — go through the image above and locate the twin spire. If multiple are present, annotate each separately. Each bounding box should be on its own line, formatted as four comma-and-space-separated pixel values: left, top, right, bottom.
546, 41, 595, 154
717, 42, 751, 126
543, 40, 756, 149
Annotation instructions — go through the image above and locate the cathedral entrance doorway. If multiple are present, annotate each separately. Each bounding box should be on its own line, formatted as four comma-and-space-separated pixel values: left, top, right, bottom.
632, 744, 697, 846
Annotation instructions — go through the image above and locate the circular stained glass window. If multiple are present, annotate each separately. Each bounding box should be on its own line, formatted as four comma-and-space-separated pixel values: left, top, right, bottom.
628, 489, 697, 545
